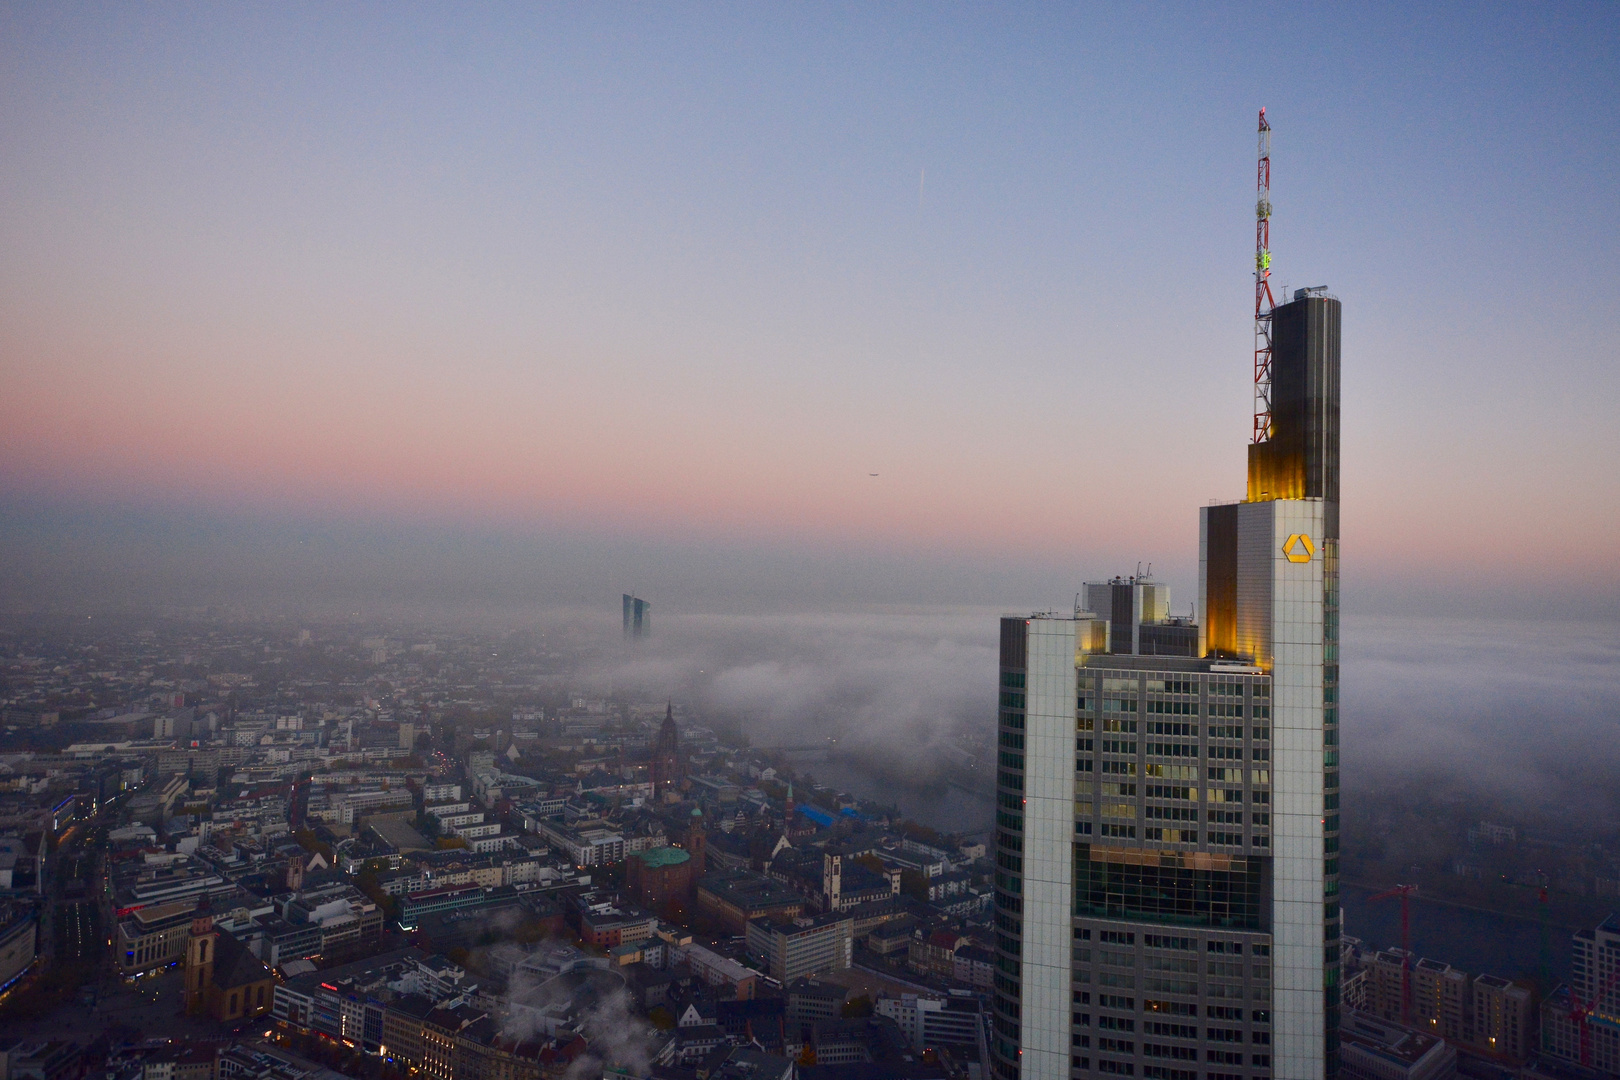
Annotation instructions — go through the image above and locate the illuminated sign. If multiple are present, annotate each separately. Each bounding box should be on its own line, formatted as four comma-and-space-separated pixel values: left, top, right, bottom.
1282, 533, 1315, 563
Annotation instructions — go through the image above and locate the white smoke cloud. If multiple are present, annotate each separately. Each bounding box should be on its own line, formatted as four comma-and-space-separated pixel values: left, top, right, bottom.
489, 941, 665, 1078
559, 985, 659, 1080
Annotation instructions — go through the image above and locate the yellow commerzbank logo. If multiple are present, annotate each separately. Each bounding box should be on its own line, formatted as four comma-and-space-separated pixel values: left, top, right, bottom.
1283, 533, 1315, 563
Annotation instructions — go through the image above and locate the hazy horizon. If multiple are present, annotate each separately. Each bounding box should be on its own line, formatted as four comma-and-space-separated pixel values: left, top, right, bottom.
5, 489, 1617, 622
5, 603, 1615, 837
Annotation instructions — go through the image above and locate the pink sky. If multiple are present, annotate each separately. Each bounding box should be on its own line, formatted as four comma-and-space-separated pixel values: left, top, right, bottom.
2, 5, 1616, 611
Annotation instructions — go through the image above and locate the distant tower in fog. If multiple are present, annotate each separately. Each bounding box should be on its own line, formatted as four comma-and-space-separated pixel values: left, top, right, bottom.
650, 702, 683, 799
623, 594, 651, 639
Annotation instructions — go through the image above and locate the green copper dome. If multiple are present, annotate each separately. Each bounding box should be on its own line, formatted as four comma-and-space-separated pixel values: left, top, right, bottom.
638, 847, 691, 868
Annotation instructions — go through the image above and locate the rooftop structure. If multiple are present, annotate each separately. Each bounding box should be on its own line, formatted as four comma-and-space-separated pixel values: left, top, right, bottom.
1337, 1010, 1456, 1080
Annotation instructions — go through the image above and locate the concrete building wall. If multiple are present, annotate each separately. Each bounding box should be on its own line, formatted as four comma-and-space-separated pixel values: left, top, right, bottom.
0, 916, 35, 987
1018, 618, 1079, 1080
1240, 497, 1326, 1080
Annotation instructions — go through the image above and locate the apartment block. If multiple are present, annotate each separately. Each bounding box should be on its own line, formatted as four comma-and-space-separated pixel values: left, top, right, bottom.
1469, 974, 1533, 1061
746, 913, 854, 983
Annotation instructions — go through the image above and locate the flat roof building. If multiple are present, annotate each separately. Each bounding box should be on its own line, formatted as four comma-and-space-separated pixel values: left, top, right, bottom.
1337, 1011, 1455, 1080
746, 912, 853, 983
696, 871, 804, 936
116, 900, 196, 975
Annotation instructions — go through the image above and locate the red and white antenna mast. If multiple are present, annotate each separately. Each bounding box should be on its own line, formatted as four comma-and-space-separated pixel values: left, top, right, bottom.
1253, 108, 1276, 444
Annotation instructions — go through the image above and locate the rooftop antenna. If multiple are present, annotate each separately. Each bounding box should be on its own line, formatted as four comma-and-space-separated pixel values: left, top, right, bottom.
1253, 108, 1277, 444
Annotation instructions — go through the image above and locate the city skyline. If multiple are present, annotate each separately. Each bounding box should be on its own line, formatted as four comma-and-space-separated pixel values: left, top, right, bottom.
0, 9, 1617, 1077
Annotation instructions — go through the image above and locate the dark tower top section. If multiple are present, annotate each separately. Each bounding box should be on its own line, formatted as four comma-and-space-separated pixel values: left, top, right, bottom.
998, 617, 1027, 671
1247, 292, 1341, 539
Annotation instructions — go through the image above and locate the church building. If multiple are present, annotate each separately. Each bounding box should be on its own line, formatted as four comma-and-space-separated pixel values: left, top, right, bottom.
183, 898, 276, 1024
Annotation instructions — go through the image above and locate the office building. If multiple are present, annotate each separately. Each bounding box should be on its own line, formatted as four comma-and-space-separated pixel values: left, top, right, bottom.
990, 290, 1341, 1080
0, 1041, 82, 1080
623, 594, 651, 639
698, 870, 805, 935
117, 900, 197, 975
0, 907, 36, 991
787, 978, 850, 1023
398, 884, 520, 930
746, 912, 854, 982
1336, 1012, 1455, 1080
878, 992, 989, 1053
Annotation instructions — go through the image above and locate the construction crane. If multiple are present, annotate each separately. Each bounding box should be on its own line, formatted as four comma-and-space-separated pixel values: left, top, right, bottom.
1369, 883, 1418, 1025
1569, 966, 1620, 1068
1252, 107, 1277, 445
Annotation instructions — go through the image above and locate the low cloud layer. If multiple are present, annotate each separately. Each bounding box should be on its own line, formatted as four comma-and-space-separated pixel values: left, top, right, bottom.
1341, 614, 1620, 820
593, 607, 999, 786
583, 608, 1620, 830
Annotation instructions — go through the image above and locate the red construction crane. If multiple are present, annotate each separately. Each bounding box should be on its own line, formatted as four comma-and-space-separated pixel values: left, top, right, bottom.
1569, 965, 1620, 1067
1252, 107, 1277, 445
1369, 884, 1418, 1025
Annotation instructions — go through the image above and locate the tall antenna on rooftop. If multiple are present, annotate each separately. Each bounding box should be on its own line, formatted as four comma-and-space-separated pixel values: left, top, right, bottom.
1253, 108, 1276, 444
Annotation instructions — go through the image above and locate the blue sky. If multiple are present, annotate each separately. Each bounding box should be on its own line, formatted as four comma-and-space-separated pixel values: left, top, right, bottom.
1, 3, 1616, 615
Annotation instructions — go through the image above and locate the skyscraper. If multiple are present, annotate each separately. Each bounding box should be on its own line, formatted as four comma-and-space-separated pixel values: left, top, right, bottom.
990, 289, 1341, 1080
623, 594, 651, 639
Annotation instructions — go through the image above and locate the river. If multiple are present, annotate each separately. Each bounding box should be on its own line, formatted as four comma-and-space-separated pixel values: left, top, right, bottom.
808, 756, 995, 838
1340, 884, 1571, 988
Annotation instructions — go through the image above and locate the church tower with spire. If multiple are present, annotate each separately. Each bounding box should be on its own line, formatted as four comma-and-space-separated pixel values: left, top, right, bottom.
686, 806, 706, 878
183, 898, 217, 1015
650, 701, 684, 801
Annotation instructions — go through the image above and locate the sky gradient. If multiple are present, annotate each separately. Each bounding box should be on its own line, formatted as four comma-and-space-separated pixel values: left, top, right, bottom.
2, 3, 1617, 616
